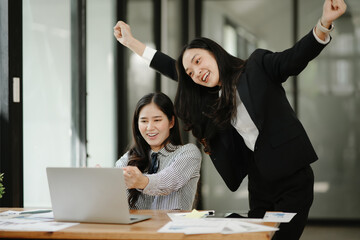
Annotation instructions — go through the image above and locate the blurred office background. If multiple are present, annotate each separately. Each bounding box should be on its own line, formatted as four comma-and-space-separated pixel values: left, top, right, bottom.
1, 0, 359, 238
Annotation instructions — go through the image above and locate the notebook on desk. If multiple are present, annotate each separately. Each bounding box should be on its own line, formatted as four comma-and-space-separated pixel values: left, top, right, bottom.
46, 167, 151, 224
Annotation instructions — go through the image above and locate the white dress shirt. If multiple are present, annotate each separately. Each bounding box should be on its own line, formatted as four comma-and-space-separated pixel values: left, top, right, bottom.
231, 91, 259, 151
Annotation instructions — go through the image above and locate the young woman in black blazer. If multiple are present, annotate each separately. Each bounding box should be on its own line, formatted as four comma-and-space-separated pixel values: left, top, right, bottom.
114, 0, 347, 239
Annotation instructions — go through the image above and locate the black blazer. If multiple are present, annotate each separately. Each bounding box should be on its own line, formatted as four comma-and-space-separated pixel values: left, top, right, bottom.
150, 30, 327, 191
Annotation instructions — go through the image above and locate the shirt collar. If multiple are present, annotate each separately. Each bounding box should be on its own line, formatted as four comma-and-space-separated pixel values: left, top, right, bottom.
150, 143, 178, 157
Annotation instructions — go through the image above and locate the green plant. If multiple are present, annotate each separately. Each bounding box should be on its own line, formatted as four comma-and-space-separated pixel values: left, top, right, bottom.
0, 173, 5, 199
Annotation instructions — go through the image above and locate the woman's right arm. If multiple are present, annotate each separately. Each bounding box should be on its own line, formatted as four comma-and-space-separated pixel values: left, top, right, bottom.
115, 152, 129, 168
113, 21, 178, 81
113, 21, 146, 57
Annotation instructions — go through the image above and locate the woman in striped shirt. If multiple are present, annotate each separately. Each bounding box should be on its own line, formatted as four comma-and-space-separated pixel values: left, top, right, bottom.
115, 92, 201, 210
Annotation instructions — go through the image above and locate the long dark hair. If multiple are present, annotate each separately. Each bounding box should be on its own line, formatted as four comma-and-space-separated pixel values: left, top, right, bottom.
175, 37, 246, 153
127, 92, 182, 207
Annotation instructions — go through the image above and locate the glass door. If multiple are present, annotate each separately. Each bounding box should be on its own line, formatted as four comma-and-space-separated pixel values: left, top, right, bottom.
23, 0, 118, 208
23, 0, 72, 207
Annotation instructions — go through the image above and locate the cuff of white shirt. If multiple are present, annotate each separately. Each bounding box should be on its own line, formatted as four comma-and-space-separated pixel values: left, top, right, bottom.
313, 27, 330, 45
142, 174, 159, 195
142, 46, 157, 66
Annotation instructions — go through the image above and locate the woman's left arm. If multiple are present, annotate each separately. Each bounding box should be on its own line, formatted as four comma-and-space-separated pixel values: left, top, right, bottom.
143, 144, 202, 196
115, 153, 149, 190
315, 0, 347, 41
260, 0, 347, 82
122, 166, 149, 189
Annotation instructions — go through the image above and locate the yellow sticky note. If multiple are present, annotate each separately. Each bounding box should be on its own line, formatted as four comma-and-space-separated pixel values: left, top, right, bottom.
184, 209, 207, 219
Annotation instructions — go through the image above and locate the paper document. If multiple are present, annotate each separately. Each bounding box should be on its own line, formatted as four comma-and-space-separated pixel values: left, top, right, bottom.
159, 210, 297, 235
0, 210, 78, 232
167, 209, 215, 221
159, 219, 225, 234
158, 218, 278, 235
263, 212, 297, 223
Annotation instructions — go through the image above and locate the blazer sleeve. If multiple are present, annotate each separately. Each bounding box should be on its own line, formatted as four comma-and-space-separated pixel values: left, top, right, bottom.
150, 51, 178, 81
258, 29, 330, 83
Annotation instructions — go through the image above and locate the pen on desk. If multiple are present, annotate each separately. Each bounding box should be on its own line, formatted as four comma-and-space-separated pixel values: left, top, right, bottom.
205, 210, 215, 216
19, 209, 52, 215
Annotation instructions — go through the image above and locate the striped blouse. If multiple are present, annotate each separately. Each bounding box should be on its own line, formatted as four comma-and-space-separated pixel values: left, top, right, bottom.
115, 143, 202, 210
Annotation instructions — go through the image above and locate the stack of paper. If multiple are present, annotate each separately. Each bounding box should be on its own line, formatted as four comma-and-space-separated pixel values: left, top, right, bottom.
159, 210, 296, 235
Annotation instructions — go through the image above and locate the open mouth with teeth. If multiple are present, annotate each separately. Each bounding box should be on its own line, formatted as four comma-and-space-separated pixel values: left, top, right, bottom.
147, 133, 158, 138
202, 72, 209, 82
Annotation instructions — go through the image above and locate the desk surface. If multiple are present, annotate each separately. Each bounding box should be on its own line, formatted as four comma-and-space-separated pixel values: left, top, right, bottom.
0, 208, 277, 240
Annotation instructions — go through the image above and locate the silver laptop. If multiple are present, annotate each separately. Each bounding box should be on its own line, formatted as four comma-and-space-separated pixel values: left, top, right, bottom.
46, 167, 151, 224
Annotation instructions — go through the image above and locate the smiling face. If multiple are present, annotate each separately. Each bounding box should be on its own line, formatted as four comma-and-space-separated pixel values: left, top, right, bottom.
182, 48, 220, 87
138, 102, 175, 152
